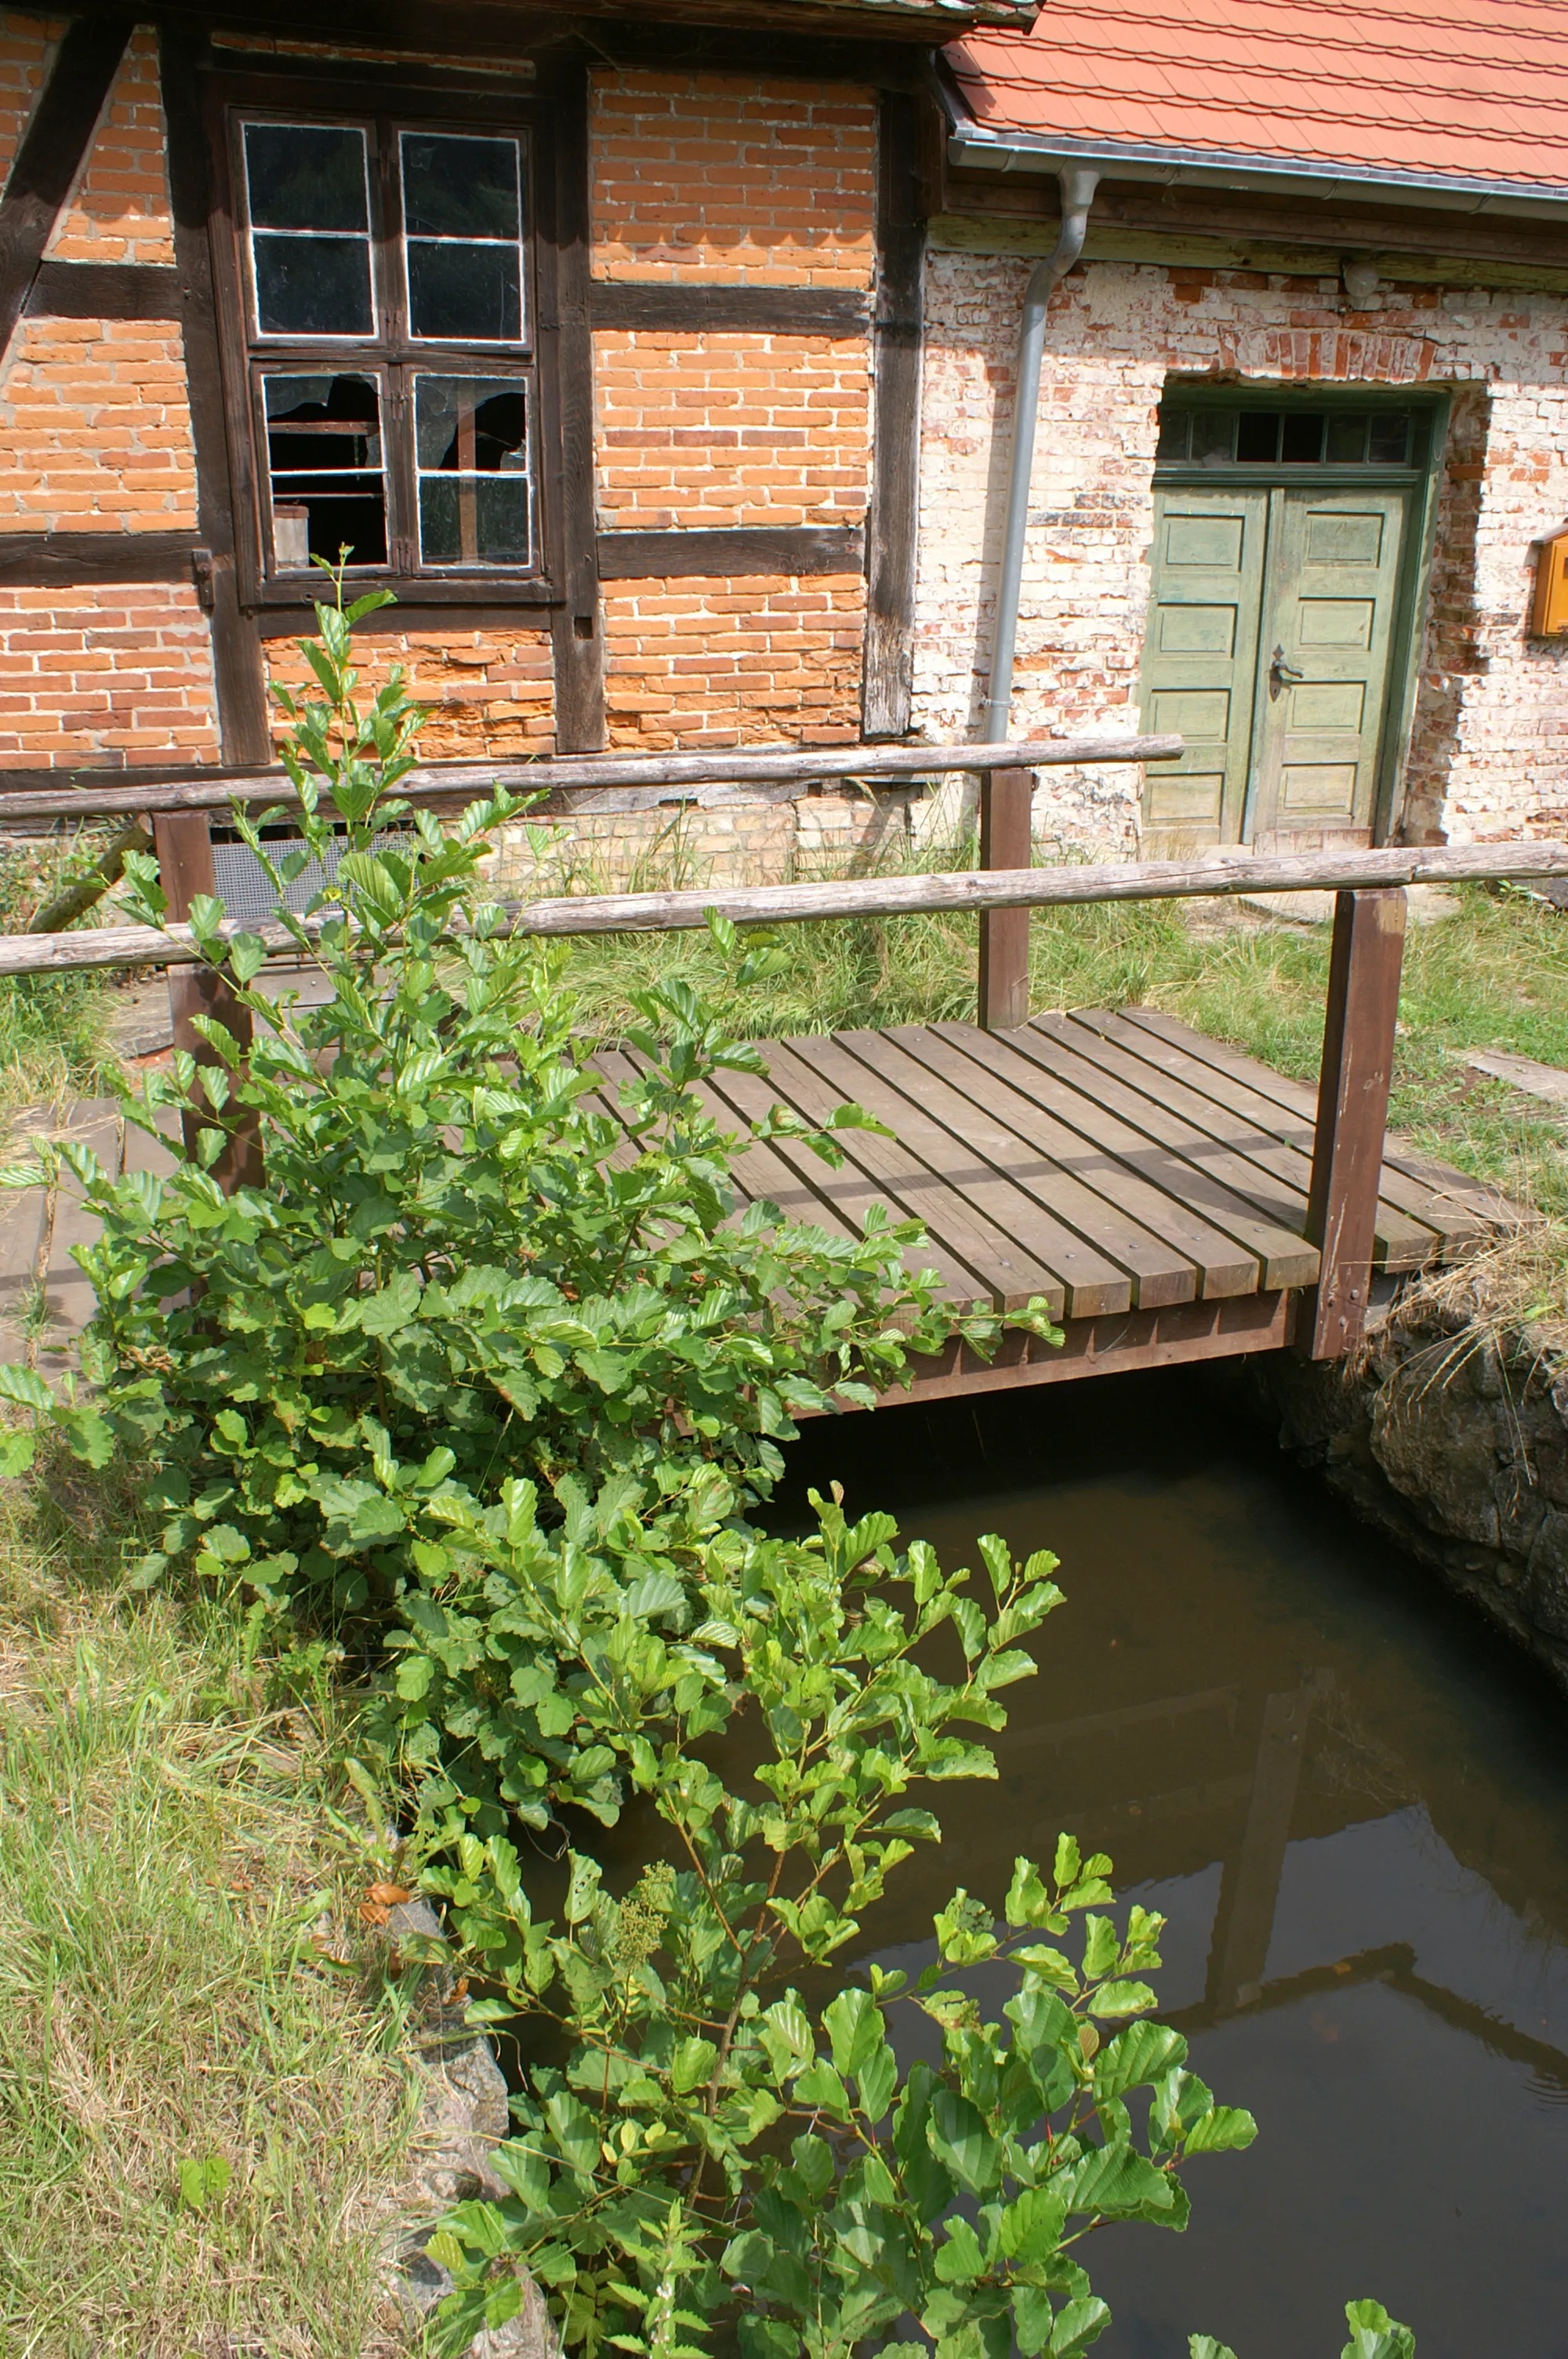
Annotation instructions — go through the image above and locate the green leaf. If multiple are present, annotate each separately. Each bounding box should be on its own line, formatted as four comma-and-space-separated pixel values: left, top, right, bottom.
933, 2217, 984, 2284
1189, 2340, 1237, 2359
1342, 2301, 1415, 2359
1050, 2299, 1110, 2357
1181, 2106, 1258, 2156
822, 1986, 884, 2080
927, 2088, 1001, 2195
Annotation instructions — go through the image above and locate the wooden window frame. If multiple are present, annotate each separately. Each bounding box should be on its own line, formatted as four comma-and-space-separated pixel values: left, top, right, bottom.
202, 64, 563, 612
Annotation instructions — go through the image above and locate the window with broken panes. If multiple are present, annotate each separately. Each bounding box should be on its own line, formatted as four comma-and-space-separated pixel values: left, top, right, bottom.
238, 116, 535, 581
1155, 403, 1421, 468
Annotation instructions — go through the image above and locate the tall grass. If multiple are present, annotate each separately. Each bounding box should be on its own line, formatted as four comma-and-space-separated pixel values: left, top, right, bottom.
0, 832, 122, 1125
0, 1453, 423, 2357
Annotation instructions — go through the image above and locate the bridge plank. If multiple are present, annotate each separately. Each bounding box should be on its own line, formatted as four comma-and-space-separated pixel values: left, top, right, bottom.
1112, 1007, 1508, 1246
829, 1025, 1189, 1311
956, 1023, 1318, 1291
755, 1036, 1068, 1316
1061, 1009, 1442, 1271
697, 1052, 1006, 1312
785, 1027, 1132, 1318
927, 1023, 1273, 1297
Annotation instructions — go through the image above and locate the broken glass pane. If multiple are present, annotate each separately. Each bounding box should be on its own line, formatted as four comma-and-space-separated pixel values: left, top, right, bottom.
415, 375, 531, 565
245, 122, 373, 336
1236, 412, 1281, 462
263, 373, 387, 569
401, 130, 524, 343
1281, 410, 1325, 462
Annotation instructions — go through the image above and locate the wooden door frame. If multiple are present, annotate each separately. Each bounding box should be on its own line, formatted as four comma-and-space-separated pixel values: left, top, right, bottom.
1150, 383, 1450, 846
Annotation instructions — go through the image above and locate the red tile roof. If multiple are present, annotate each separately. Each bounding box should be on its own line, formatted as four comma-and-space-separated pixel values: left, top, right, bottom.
946, 0, 1568, 197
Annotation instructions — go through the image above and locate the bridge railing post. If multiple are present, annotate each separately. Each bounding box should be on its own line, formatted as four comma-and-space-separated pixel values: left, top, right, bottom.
151, 809, 264, 1194
1298, 885, 1406, 1361
976, 765, 1033, 1030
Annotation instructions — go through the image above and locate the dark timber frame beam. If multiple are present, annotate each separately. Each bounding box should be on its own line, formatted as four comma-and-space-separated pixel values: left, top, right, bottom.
537, 49, 606, 753
0, 14, 135, 370
159, 24, 272, 765
862, 87, 926, 739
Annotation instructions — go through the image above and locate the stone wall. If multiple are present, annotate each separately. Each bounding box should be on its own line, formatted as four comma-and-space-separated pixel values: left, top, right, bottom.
1234, 1311, 1568, 1701
913, 242, 1568, 853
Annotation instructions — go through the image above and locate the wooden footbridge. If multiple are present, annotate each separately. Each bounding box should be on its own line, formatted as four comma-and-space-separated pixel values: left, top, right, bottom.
2, 737, 1560, 1390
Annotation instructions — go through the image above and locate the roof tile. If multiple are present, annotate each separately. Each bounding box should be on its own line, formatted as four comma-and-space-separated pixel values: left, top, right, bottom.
948, 0, 1568, 191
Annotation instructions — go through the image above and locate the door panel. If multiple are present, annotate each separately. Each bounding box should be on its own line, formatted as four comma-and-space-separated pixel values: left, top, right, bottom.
1248, 488, 1409, 846
1138, 488, 1268, 856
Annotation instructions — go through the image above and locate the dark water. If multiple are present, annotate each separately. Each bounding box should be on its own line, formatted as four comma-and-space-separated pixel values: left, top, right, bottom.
777, 1372, 1568, 2359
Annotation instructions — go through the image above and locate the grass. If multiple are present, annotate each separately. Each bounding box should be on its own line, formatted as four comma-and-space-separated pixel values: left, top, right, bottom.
0, 832, 123, 1129
0, 1452, 427, 2359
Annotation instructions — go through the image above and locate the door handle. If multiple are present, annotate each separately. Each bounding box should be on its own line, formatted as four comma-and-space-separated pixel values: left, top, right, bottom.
1269, 644, 1305, 700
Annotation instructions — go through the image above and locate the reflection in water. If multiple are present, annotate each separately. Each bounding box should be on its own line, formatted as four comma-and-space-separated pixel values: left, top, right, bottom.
776, 1372, 1568, 2358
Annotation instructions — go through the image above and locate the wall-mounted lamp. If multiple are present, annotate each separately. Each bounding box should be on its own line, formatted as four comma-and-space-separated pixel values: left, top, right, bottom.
1341, 256, 1381, 307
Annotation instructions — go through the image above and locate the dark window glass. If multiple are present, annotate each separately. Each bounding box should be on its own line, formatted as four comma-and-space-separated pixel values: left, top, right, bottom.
1326, 412, 1370, 462
244, 123, 369, 231
1190, 409, 1235, 463
1156, 409, 1189, 460
401, 133, 520, 238
1369, 411, 1412, 463
1281, 410, 1325, 463
263, 373, 386, 568
415, 374, 531, 565
1236, 411, 1281, 462
401, 130, 525, 344
252, 235, 372, 336
406, 242, 521, 342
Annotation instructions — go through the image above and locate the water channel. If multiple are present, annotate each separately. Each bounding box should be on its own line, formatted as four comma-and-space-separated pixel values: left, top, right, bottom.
775, 1370, 1568, 2359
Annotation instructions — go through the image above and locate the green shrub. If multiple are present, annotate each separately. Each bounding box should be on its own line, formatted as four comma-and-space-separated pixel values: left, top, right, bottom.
0, 580, 1042, 1620
0, 577, 1410, 2359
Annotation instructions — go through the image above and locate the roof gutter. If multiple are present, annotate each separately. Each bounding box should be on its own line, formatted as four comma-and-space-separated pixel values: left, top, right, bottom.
982, 161, 1099, 743
948, 127, 1568, 224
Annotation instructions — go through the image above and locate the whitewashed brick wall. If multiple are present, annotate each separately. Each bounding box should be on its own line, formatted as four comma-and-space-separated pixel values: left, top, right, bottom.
913, 249, 1568, 850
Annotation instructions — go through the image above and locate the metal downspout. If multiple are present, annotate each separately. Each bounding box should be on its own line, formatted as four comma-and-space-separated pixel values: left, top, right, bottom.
982, 165, 1102, 744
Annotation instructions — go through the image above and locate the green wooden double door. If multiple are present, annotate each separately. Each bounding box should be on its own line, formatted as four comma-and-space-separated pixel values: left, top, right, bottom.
1140, 485, 1414, 855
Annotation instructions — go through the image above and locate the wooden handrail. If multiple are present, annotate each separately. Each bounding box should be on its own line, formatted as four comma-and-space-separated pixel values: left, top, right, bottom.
2, 839, 1565, 977
0, 732, 1182, 823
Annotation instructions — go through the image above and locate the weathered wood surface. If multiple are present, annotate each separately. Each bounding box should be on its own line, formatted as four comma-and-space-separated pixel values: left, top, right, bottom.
591, 1014, 1496, 1325
977, 768, 1033, 1030
0, 732, 1182, 823
0, 1016, 1507, 1390
1298, 889, 1408, 1358
7, 839, 1568, 979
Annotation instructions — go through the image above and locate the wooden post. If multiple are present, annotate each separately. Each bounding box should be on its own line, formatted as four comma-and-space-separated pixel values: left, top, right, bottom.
1298, 886, 1406, 1360
976, 766, 1033, 1030
151, 811, 264, 1193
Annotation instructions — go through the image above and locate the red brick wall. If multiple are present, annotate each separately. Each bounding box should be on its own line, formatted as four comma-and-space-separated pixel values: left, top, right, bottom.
603, 572, 866, 751
590, 68, 875, 286
0, 20, 212, 769
263, 629, 556, 761
590, 69, 877, 750
594, 328, 869, 530
44, 24, 173, 264
0, 585, 221, 768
